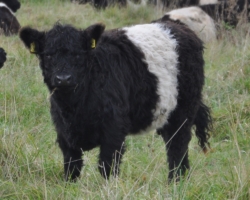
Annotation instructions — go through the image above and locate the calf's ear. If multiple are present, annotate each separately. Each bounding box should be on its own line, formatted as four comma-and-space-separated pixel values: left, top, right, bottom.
19, 27, 45, 54
84, 23, 105, 49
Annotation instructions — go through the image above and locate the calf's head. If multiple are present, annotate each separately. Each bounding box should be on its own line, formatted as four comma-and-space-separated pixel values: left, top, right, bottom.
19, 23, 105, 92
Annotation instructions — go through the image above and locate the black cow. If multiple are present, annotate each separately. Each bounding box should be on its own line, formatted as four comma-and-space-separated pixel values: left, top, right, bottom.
0, 47, 6, 68
71, 0, 90, 4
19, 21, 212, 182
0, 0, 21, 36
199, 0, 250, 26
71, 0, 126, 9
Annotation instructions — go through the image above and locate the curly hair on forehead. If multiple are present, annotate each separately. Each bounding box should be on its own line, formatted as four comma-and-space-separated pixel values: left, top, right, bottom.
43, 25, 86, 52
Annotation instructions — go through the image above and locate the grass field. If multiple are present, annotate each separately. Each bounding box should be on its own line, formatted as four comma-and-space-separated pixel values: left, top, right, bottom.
0, 0, 250, 199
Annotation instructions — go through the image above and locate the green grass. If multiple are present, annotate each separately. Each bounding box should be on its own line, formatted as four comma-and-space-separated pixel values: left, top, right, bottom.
1, 1, 250, 199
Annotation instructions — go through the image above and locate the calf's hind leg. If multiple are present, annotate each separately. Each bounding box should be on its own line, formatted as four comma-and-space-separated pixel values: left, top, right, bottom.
158, 112, 193, 182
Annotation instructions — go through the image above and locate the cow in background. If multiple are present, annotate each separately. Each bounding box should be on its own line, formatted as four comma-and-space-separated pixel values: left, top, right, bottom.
1, 0, 20, 12
199, 0, 250, 26
161, 0, 249, 26
0, 0, 21, 36
71, 0, 126, 9
155, 0, 249, 43
155, 7, 217, 43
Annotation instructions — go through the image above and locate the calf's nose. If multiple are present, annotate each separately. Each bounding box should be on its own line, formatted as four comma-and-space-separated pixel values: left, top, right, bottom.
56, 74, 72, 86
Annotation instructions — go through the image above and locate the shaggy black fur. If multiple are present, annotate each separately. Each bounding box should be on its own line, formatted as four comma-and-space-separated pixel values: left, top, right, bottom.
19, 21, 211, 182
0, 0, 21, 36
0, 0, 20, 13
0, 47, 6, 68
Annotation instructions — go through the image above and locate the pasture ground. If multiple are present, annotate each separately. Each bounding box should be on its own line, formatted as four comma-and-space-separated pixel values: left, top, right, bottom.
0, 0, 250, 199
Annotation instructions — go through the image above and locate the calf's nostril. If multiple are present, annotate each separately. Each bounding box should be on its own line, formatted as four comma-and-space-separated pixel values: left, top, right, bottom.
65, 75, 72, 83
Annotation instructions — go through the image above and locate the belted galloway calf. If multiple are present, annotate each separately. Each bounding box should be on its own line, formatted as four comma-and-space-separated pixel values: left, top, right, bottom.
19, 21, 212, 182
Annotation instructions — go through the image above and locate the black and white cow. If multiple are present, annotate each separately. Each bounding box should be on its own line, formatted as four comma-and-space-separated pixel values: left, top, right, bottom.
0, 0, 21, 12
0, 0, 20, 12
163, 0, 249, 26
157, 0, 249, 43
0, 0, 21, 36
0, 47, 6, 68
157, 7, 217, 43
19, 21, 212, 182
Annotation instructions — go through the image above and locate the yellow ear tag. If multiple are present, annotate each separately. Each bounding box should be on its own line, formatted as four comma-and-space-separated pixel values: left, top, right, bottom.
30, 42, 36, 53
91, 39, 96, 49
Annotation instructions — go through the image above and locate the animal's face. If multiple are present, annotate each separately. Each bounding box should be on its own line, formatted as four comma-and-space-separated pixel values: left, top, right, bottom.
41, 26, 89, 89
19, 23, 105, 91
1, 0, 20, 12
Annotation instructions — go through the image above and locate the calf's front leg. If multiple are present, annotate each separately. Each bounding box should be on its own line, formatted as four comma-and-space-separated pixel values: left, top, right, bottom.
58, 138, 83, 181
98, 136, 125, 179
